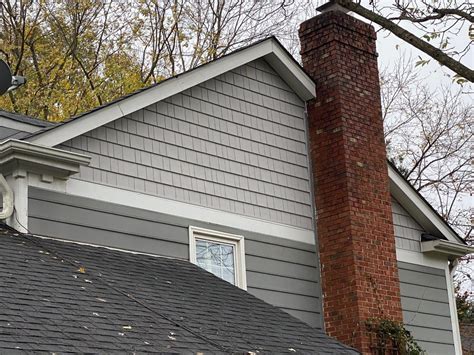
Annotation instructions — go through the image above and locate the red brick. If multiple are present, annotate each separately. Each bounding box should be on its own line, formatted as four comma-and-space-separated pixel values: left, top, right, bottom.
299, 9, 403, 354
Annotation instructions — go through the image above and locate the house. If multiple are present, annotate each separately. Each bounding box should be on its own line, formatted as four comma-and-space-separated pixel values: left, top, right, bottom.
0, 4, 470, 354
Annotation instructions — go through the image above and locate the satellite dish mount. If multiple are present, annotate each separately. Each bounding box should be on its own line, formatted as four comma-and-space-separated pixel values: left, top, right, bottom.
0, 59, 26, 95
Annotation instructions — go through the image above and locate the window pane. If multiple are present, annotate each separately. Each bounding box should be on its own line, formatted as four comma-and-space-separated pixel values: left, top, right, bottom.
195, 238, 236, 285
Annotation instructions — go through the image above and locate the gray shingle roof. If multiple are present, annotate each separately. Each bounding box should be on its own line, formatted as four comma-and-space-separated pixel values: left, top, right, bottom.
0, 110, 56, 127
0, 224, 357, 354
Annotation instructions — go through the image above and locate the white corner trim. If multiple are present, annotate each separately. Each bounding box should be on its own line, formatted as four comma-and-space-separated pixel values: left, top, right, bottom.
421, 239, 474, 258
389, 165, 462, 245
28, 38, 315, 147
0, 117, 42, 133
189, 226, 247, 290
445, 266, 463, 355
28, 177, 316, 245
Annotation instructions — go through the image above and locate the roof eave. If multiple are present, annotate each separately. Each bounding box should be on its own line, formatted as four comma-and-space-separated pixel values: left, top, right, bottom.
421, 239, 473, 259
0, 139, 91, 178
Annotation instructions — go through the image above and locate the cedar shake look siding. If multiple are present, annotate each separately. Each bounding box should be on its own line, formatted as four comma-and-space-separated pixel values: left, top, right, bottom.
299, 8, 403, 352
57, 59, 313, 230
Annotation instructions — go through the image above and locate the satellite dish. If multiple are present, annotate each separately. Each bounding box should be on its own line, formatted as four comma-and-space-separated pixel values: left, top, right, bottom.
0, 60, 12, 95
0, 60, 26, 95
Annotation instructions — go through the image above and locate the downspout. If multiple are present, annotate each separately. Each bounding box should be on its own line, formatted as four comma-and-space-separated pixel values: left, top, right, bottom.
0, 174, 14, 220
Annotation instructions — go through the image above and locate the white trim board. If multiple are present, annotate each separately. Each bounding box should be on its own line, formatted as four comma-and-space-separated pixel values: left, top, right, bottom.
396, 248, 447, 270
445, 266, 463, 355
27, 38, 316, 147
27, 176, 316, 245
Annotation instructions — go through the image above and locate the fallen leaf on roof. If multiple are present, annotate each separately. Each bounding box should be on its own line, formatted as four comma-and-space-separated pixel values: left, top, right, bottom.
77, 266, 86, 273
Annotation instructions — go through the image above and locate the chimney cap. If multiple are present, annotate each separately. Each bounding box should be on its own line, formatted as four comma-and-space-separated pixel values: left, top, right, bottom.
316, 0, 350, 14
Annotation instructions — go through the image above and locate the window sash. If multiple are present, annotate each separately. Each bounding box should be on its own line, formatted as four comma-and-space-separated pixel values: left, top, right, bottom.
189, 226, 247, 289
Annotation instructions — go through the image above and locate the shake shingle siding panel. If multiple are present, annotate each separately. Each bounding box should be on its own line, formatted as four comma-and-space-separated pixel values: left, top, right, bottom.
398, 261, 455, 354
28, 187, 322, 328
392, 197, 423, 251
57, 58, 312, 229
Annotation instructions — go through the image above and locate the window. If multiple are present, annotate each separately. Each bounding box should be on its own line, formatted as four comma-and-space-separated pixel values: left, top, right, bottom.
189, 226, 246, 289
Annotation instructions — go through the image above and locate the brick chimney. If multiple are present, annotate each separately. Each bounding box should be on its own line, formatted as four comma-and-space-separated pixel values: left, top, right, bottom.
299, 4, 403, 353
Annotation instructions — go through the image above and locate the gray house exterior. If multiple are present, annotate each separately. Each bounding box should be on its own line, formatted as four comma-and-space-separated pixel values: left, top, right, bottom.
0, 36, 470, 354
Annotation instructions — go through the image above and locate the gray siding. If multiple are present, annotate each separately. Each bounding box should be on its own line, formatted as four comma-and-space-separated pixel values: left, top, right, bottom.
28, 187, 322, 328
57, 58, 312, 229
392, 197, 423, 252
398, 261, 455, 354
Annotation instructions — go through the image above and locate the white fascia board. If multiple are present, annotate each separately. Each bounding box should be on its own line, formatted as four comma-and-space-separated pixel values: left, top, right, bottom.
0, 139, 90, 177
266, 40, 316, 101
28, 38, 315, 148
388, 164, 463, 245
0, 117, 41, 133
421, 239, 474, 259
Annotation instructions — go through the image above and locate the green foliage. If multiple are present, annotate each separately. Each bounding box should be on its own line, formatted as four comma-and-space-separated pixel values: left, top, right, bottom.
0, 0, 299, 121
456, 286, 474, 322
366, 318, 425, 355
415, 56, 430, 67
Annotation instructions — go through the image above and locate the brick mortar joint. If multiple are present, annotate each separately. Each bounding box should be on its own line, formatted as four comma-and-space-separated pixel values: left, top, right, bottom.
299, 13, 376, 40
300, 38, 378, 59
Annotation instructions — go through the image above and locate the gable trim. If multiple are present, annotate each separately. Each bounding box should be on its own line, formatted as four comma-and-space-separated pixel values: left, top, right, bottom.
27, 38, 315, 147
388, 164, 464, 246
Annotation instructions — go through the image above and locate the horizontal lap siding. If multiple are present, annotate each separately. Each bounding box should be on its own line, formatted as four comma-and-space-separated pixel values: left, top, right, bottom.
28, 187, 322, 328
398, 261, 455, 354
57, 59, 312, 229
392, 197, 423, 252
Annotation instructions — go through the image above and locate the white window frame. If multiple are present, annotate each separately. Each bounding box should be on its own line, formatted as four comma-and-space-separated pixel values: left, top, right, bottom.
189, 226, 247, 290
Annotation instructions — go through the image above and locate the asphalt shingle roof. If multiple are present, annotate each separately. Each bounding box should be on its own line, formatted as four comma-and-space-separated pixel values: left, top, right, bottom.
0, 110, 56, 128
0, 224, 357, 354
